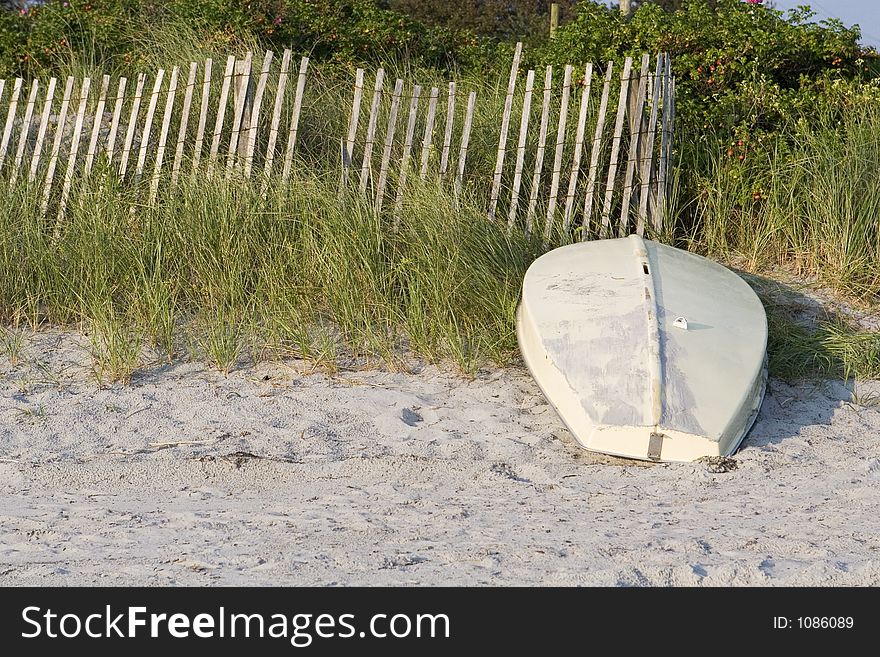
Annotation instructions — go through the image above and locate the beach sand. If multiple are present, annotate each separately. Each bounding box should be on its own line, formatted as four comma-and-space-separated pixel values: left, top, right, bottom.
2, 330, 879, 586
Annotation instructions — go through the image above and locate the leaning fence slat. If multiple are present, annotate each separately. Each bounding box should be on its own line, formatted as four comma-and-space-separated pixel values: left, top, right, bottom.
341, 68, 365, 180
418, 86, 439, 181
637, 54, 663, 237
119, 73, 146, 177
280, 56, 309, 185
134, 69, 165, 180
243, 50, 273, 177
208, 55, 236, 174
0, 78, 22, 172
57, 77, 91, 221
39, 76, 73, 215
655, 59, 673, 234
0, 80, 7, 167
358, 68, 385, 193
438, 81, 456, 177
10, 80, 39, 185
562, 64, 593, 234
226, 52, 253, 174
29, 77, 57, 182
582, 62, 613, 239
619, 54, 650, 237
393, 84, 421, 218
149, 66, 179, 202
105, 77, 127, 164
488, 41, 523, 221
171, 62, 198, 185
84, 75, 110, 175
375, 77, 404, 211
191, 58, 213, 173
599, 57, 633, 239
261, 50, 291, 191
543, 64, 574, 244
453, 90, 476, 204
507, 69, 535, 231
525, 66, 553, 235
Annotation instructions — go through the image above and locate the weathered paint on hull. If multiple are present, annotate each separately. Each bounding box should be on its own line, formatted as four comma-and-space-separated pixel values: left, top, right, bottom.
517, 235, 767, 463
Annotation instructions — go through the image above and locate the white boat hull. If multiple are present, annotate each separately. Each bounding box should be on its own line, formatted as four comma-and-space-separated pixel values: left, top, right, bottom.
517, 235, 767, 463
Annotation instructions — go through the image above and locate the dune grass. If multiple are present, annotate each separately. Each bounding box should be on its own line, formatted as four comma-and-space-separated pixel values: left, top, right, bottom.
0, 164, 539, 381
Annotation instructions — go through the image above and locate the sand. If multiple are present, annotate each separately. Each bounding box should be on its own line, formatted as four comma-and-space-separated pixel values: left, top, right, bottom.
2, 330, 880, 586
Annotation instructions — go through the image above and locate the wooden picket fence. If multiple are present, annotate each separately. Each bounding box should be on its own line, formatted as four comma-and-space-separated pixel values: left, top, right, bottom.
0, 42, 675, 240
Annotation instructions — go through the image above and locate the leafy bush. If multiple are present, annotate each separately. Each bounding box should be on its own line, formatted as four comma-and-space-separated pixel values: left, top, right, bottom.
542, 0, 878, 141
1, 0, 499, 78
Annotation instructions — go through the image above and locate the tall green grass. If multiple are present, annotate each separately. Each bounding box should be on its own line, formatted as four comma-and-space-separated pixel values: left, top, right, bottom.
0, 166, 537, 381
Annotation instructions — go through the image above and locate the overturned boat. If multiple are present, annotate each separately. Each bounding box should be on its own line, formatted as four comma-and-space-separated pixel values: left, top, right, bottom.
517, 235, 767, 463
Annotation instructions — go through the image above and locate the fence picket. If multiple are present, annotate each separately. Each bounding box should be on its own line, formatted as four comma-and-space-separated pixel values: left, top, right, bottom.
342, 68, 365, 179
191, 58, 213, 173
57, 77, 91, 221
359, 68, 385, 193
243, 50, 273, 177
171, 62, 198, 185
375, 77, 404, 211
655, 61, 674, 234
599, 57, 633, 239
134, 69, 165, 181
0, 78, 20, 172
29, 77, 57, 182
149, 66, 179, 202
525, 66, 553, 235
438, 81, 456, 177
582, 62, 613, 239
261, 49, 292, 191
280, 56, 309, 185
543, 64, 573, 244
105, 76, 127, 164
39, 76, 73, 214
637, 54, 663, 237
10, 80, 39, 185
619, 54, 650, 237
84, 75, 110, 175
393, 84, 421, 219
119, 73, 146, 177
453, 90, 476, 204
507, 69, 535, 231
208, 55, 236, 174
226, 53, 253, 174
419, 86, 439, 181
488, 41, 523, 221
562, 64, 593, 234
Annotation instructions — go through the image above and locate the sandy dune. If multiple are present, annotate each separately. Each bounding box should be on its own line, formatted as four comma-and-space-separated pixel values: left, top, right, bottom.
2, 331, 879, 586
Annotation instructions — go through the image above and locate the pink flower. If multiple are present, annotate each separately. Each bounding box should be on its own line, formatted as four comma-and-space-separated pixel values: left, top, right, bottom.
273, 16, 282, 25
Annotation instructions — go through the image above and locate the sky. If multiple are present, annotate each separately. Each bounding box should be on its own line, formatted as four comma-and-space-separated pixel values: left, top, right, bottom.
768, 0, 880, 46
602, 2, 880, 47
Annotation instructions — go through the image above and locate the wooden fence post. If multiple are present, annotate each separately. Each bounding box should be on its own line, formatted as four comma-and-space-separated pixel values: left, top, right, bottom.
619, 53, 650, 237
261, 49, 292, 193
507, 69, 535, 231
418, 86, 439, 181
637, 54, 663, 237
119, 73, 146, 178
280, 56, 309, 185
10, 79, 39, 186
562, 64, 593, 234
453, 90, 476, 205
393, 83, 422, 221
39, 76, 73, 216
83, 75, 110, 175
525, 66, 553, 235
582, 62, 613, 239
359, 68, 385, 193
29, 77, 57, 183
543, 64, 573, 245
171, 62, 198, 185
599, 57, 632, 239
375, 77, 404, 211
57, 76, 91, 222
105, 76, 127, 165
488, 41, 522, 221
438, 81, 456, 177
